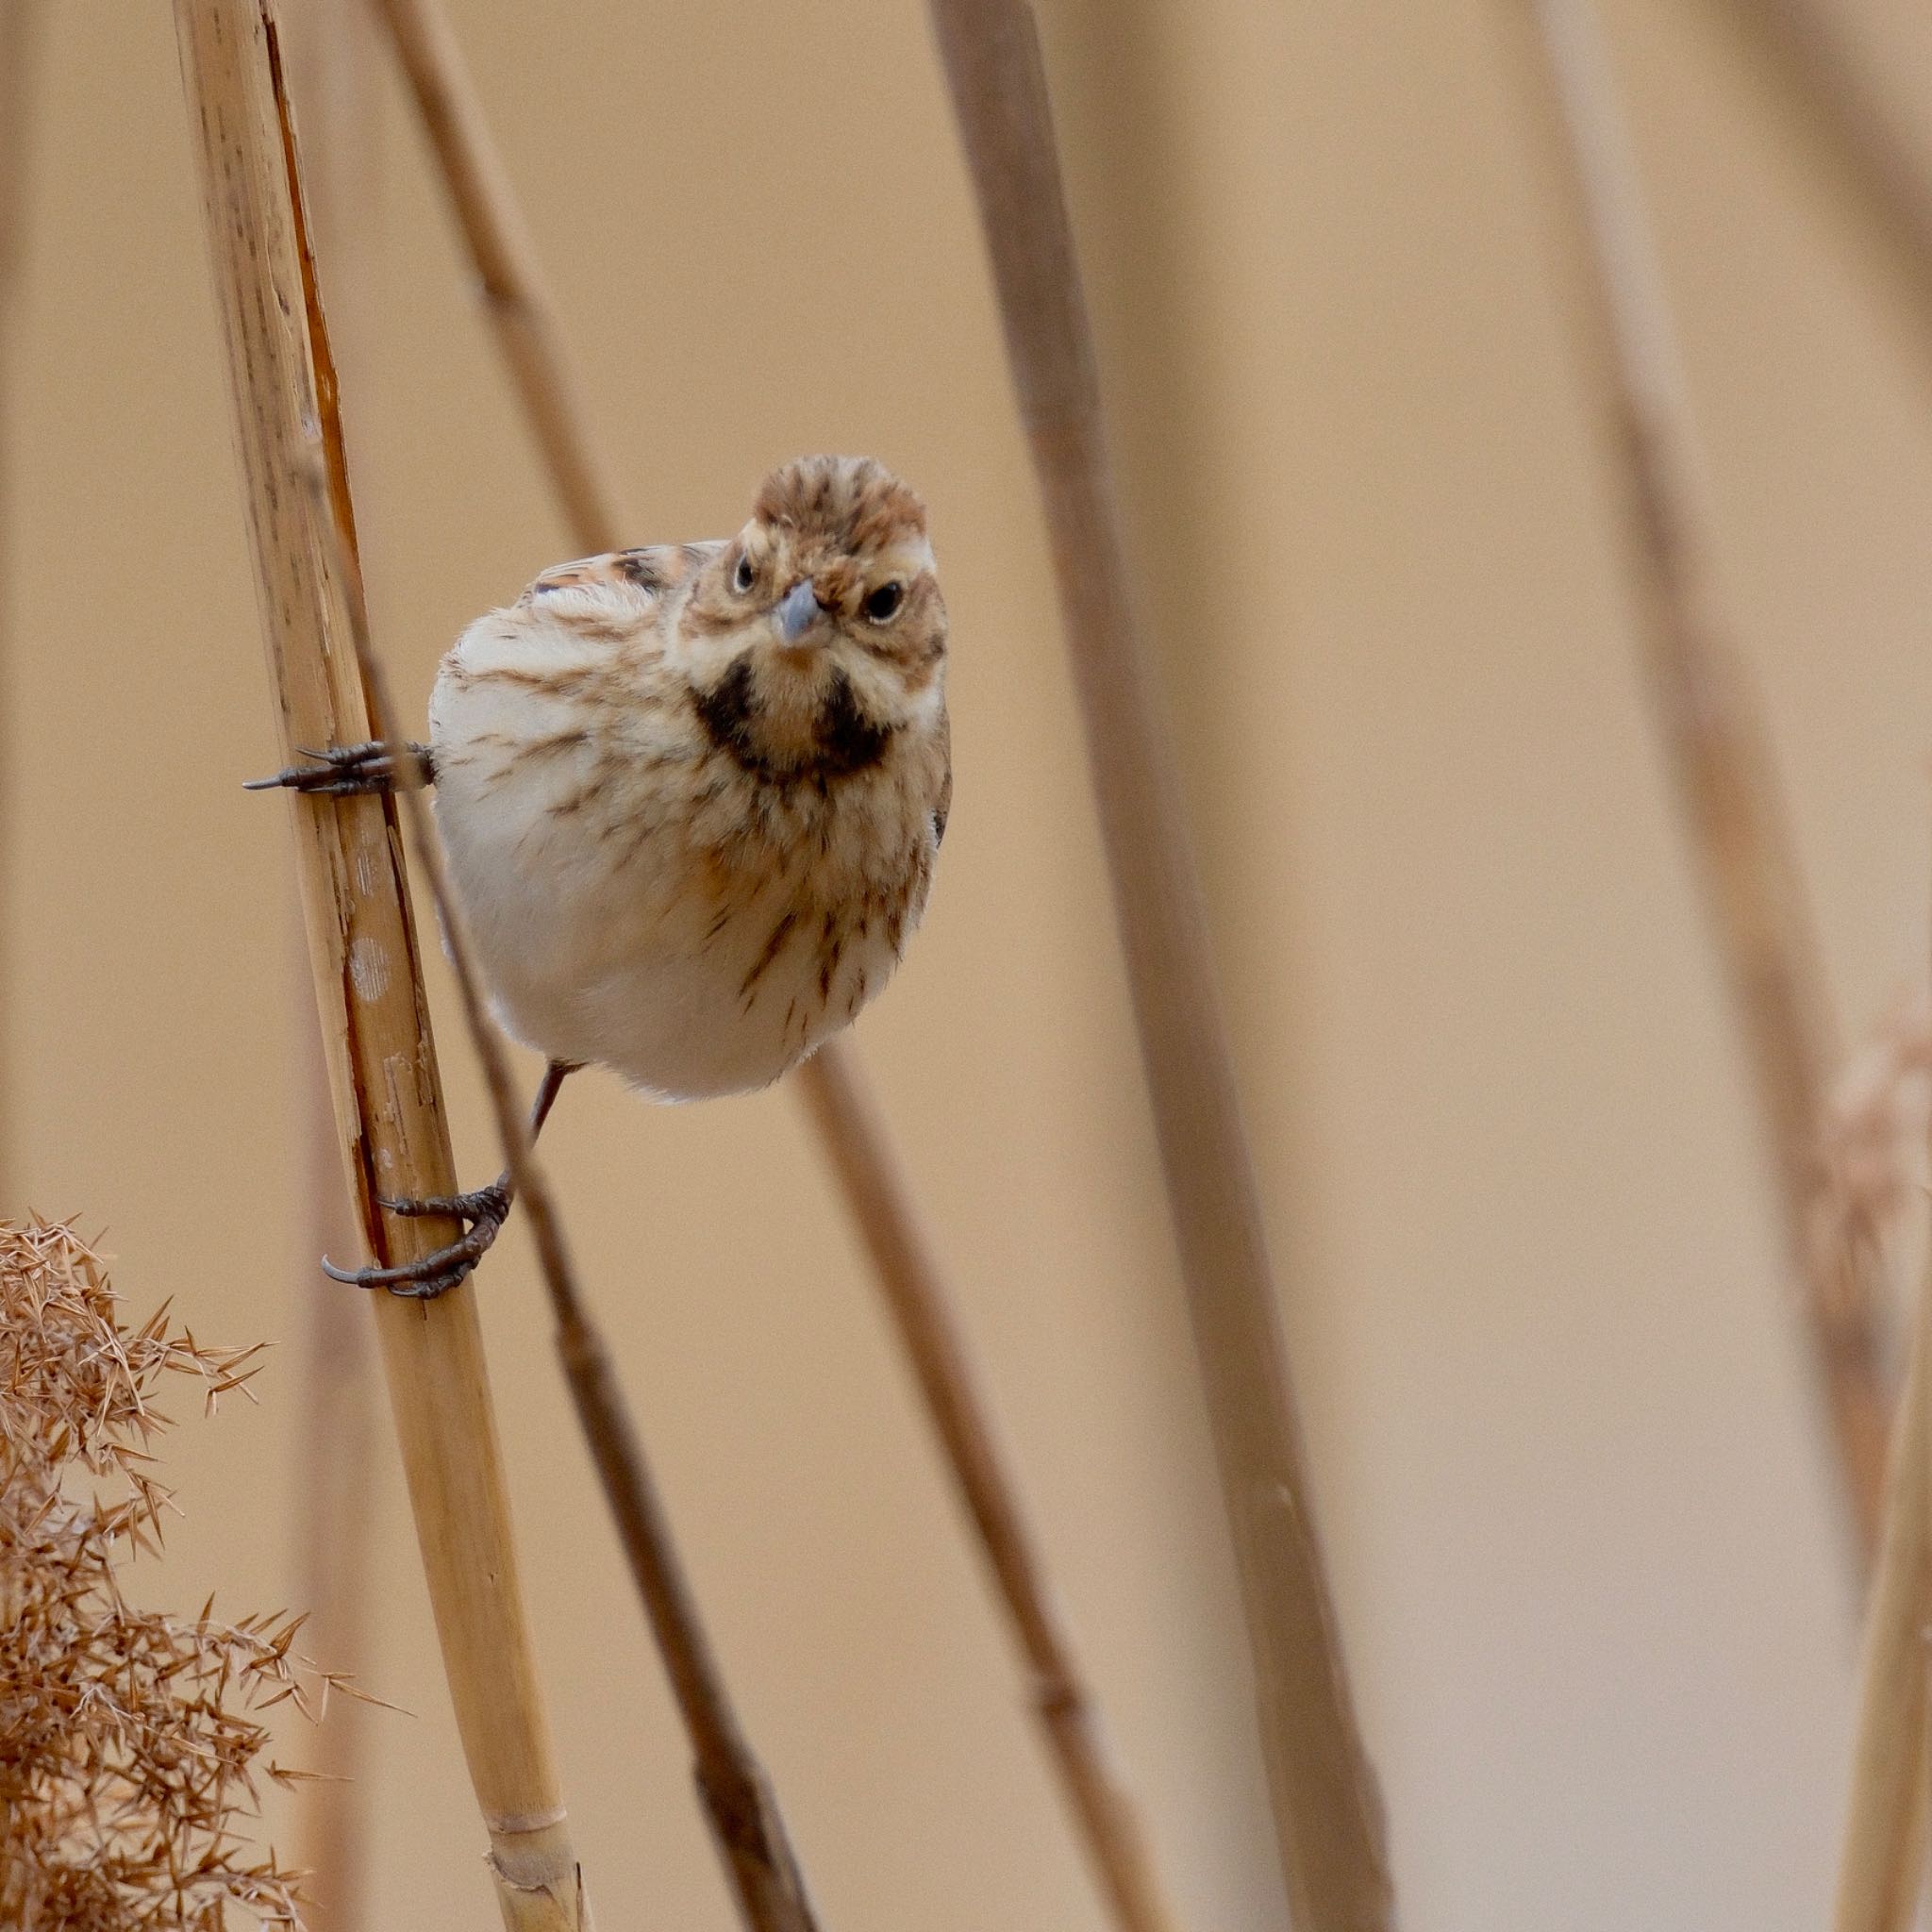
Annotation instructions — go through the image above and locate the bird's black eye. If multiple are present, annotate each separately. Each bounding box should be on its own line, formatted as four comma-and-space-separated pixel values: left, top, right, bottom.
863, 580, 905, 624
733, 552, 757, 594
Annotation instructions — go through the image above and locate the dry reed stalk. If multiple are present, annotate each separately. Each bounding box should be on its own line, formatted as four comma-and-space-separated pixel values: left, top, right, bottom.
313, 510, 822, 1932
1832, 1255, 1931, 1932
288, 964, 376, 1932
1508, 0, 1891, 1563
277, 6, 382, 1924
286, 1078, 377, 1932
0, 1217, 312, 1930
924, 4, 1393, 1925
797, 1051, 1179, 1932
369, 3, 1184, 1926
368, 0, 622, 555
170, 3, 589, 1924
0, 0, 42, 1212
1702, 0, 1932, 359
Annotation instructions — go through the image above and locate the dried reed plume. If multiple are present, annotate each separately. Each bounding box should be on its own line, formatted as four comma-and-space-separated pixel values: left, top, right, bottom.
0, 1216, 322, 1932
1822, 990, 1932, 1262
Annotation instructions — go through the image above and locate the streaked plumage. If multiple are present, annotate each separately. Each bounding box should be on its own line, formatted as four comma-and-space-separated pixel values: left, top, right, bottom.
427, 454, 950, 1100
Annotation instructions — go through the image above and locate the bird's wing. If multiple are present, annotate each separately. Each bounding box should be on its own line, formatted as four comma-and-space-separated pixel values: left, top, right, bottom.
515, 542, 721, 613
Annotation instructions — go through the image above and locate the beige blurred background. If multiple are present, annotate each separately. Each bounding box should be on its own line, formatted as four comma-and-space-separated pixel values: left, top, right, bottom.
8, 0, 1932, 1926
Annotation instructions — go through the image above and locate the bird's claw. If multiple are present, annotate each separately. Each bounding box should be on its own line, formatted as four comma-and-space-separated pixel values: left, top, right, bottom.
378, 1180, 511, 1225
322, 1175, 513, 1301
245, 741, 430, 797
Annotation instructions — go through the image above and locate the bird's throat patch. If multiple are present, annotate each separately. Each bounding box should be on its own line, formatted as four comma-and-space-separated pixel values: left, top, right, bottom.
692, 655, 892, 784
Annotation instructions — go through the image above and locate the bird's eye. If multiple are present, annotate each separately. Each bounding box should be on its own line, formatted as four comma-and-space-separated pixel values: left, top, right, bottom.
863, 581, 905, 624
732, 553, 757, 594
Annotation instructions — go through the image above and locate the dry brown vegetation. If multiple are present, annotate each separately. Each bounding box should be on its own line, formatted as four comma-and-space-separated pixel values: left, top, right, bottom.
0, 1217, 338, 1932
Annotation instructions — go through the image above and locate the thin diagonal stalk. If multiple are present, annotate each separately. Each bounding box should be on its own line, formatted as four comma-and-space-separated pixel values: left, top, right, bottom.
924, 4, 1395, 1926
1701, 0, 1932, 365
308, 475, 821, 1932
171, 3, 589, 1924
0, 0, 43, 1214
1509, 0, 1892, 1565
369, 2, 1184, 1926
368, 0, 623, 554
797, 1051, 1179, 1932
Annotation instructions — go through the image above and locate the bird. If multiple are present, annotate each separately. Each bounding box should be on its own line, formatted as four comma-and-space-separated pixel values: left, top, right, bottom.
253, 454, 951, 1295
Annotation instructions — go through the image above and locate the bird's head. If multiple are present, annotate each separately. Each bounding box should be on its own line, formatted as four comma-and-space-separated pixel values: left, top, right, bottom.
681, 456, 946, 783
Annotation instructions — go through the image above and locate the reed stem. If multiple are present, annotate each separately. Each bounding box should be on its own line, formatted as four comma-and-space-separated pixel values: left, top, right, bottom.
316, 491, 823, 1932
369, 2, 1184, 1925
1832, 1267, 1930, 1932
278, 5, 382, 1922
797, 1049, 1180, 1932
1701, 0, 1932, 364
924, 3, 1394, 1924
171, 3, 587, 1923
1508, 0, 1891, 1565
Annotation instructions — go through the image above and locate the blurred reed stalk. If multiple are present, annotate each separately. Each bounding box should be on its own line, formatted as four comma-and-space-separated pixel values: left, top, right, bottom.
170, 3, 590, 1924
276, 3, 381, 1925
0, 0, 42, 1214
1701, 0, 1932, 362
796, 1051, 1178, 1932
308, 475, 823, 1932
368, 3, 1185, 1928
924, 4, 1395, 1926
1831, 1262, 1931, 1932
1508, 0, 1891, 1564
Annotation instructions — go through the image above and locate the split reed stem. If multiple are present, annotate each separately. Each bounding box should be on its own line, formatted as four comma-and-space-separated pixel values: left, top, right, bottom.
171, 2, 587, 1924
370, 2, 1184, 1926
278, 8, 384, 1924
924, 3, 1394, 1924
1510, 0, 1891, 1565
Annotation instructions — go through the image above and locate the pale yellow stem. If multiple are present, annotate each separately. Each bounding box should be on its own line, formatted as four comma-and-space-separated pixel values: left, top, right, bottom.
171, 3, 588, 1923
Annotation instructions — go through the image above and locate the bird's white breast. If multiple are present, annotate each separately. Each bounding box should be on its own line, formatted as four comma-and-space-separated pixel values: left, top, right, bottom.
427, 591, 932, 1099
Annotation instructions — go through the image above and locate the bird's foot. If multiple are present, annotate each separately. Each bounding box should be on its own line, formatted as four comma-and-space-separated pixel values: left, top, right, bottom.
245, 741, 434, 797
323, 1175, 511, 1301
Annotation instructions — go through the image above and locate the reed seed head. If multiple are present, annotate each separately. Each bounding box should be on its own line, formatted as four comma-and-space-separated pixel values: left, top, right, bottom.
0, 1218, 337, 1931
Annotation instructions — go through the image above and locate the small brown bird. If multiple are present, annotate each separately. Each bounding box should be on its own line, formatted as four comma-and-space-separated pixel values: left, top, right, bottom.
257, 455, 951, 1294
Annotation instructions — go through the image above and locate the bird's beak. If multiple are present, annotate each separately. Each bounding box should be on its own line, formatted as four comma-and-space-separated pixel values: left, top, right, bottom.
774, 579, 825, 645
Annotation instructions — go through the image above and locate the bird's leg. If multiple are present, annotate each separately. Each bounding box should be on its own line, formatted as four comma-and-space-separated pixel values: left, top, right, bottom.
322, 1060, 578, 1300
245, 740, 436, 797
